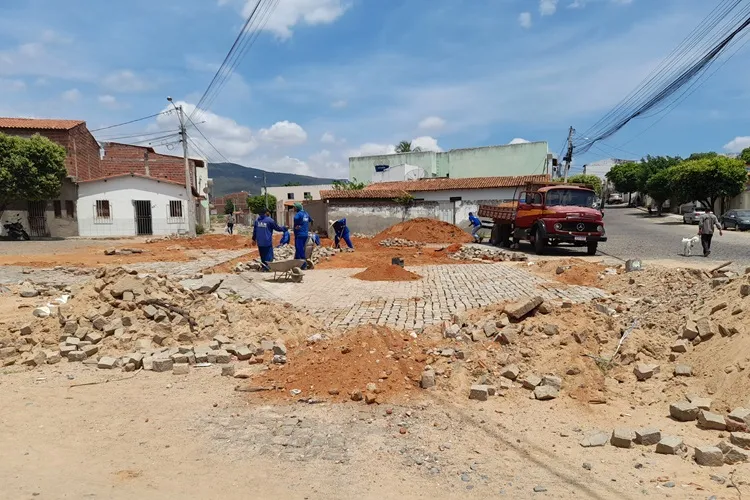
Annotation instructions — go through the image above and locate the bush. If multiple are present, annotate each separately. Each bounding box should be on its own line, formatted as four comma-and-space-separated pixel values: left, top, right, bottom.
195, 224, 205, 235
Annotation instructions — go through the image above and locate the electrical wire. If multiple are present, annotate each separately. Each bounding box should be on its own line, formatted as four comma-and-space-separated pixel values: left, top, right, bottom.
97, 129, 180, 141
185, 116, 230, 163
90, 111, 172, 132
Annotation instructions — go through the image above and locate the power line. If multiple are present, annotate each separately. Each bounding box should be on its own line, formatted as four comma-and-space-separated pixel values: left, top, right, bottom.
97, 129, 179, 141
90, 111, 172, 132
185, 116, 230, 163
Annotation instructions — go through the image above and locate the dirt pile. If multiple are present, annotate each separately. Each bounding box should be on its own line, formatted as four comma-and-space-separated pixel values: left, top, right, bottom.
314, 237, 468, 270
531, 258, 613, 286
0, 267, 326, 370
373, 218, 473, 244
244, 325, 437, 403
353, 264, 422, 282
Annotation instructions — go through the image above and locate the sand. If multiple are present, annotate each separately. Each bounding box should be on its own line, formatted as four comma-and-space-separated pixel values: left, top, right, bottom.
352, 264, 422, 282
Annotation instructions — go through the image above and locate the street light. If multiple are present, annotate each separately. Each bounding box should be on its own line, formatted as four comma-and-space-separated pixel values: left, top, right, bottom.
252, 173, 268, 210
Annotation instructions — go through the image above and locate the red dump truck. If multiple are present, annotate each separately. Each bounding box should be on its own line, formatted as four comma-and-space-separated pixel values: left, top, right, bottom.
478, 184, 606, 255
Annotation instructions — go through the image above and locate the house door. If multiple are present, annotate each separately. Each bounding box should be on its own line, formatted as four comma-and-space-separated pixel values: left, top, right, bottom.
27, 201, 48, 237
134, 200, 153, 235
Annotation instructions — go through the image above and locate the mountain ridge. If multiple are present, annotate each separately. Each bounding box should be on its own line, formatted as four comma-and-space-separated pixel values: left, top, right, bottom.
208, 162, 341, 197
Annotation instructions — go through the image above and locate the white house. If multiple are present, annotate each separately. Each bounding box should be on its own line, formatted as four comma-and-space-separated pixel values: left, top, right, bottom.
77, 174, 194, 237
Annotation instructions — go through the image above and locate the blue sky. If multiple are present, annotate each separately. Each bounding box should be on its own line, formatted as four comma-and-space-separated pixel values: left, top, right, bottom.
1, 0, 749, 179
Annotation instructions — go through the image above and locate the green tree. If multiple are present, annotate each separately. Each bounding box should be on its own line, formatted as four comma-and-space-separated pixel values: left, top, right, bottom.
670, 156, 747, 212
635, 155, 682, 193
687, 152, 718, 161
224, 198, 235, 215
247, 193, 278, 215
605, 162, 641, 202
645, 168, 675, 215
0, 133, 67, 216
284, 181, 302, 187
740, 147, 750, 164
567, 174, 603, 196
332, 178, 367, 190
395, 141, 422, 153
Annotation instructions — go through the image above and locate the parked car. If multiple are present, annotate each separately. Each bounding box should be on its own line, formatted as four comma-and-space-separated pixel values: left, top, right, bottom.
683, 207, 706, 224
607, 193, 623, 204
721, 209, 750, 231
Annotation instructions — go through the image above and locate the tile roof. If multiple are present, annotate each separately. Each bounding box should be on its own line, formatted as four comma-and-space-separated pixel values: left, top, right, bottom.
0, 117, 85, 130
320, 189, 410, 200
363, 175, 550, 192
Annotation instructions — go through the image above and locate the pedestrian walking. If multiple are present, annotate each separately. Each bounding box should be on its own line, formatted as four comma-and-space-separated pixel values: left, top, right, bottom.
698, 208, 722, 257
468, 212, 482, 243
226, 212, 236, 235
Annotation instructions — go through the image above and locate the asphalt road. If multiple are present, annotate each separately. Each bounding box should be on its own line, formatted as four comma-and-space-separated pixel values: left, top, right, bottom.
599, 206, 750, 264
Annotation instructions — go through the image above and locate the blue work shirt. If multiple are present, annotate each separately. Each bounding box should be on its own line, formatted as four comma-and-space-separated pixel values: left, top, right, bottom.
469, 214, 481, 227
253, 215, 284, 247
293, 210, 312, 237
332, 218, 348, 235
311, 233, 321, 246
279, 229, 290, 245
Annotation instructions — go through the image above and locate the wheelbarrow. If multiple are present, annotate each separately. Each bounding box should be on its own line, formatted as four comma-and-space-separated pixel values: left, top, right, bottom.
267, 259, 305, 282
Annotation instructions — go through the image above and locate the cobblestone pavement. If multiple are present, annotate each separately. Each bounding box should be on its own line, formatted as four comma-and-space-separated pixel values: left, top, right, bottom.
191, 263, 607, 330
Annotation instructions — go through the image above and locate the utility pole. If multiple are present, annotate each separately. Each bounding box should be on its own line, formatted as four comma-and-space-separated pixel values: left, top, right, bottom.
264, 171, 268, 211
563, 125, 574, 183
168, 97, 196, 237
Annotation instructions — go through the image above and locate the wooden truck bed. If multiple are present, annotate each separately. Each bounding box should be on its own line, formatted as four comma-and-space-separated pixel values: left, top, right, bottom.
478, 201, 517, 222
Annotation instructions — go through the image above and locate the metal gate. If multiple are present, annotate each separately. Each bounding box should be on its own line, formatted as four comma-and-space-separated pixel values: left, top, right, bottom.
134, 200, 153, 235
27, 201, 48, 237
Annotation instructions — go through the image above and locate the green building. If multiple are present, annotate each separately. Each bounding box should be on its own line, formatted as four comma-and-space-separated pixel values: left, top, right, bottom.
348, 141, 549, 182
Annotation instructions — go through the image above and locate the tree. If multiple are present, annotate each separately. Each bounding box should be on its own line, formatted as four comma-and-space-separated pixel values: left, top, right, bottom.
247, 193, 278, 215
0, 133, 67, 216
284, 181, 302, 187
645, 168, 675, 215
634, 155, 682, 193
224, 199, 235, 215
687, 152, 718, 161
740, 147, 750, 164
567, 174, 603, 196
332, 178, 367, 190
395, 140, 422, 153
670, 156, 747, 213
605, 162, 641, 202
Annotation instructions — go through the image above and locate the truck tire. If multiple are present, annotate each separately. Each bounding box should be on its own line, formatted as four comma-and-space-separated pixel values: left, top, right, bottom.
489, 224, 500, 246
586, 242, 598, 255
499, 224, 511, 248
532, 229, 546, 255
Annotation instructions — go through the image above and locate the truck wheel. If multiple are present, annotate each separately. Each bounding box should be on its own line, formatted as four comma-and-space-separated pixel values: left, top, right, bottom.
489, 224, 500, 246
499, 225, 511, 248
532, 230, 546, 255
586, 242, 598, 255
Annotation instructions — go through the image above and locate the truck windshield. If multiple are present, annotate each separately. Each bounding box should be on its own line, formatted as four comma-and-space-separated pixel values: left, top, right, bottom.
545, 189, 595, 208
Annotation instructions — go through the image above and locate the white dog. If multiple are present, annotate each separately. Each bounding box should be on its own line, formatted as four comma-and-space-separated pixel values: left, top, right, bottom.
682, 235, 700, 256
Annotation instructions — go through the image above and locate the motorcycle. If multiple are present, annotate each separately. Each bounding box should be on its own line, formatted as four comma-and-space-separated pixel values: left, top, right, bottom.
3, 216, 31, 240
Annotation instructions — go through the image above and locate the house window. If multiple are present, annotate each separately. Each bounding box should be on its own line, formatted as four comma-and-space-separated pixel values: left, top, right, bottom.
303, 192, 312, 200
53, 200, 62, 218
169, 200, 183, 218
95, 200, 111, 222
65, 200, 75, 218
287, 193, 294, 200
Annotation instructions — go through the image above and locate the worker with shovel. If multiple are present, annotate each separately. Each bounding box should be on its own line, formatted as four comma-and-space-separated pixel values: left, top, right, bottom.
253, 209, 286, 271
293, 202, 314, 269
330, 217, 354, 250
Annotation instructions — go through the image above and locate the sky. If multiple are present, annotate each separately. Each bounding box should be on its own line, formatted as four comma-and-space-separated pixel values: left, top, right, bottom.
1, 0, 750, 179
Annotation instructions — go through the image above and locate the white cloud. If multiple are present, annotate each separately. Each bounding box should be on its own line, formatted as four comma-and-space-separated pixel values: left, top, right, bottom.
508, 137, 531, 144
723, 136, 750, 153
331, 99, 348, 109
18, 43, 43, 58
61, 88, 81, 102
418, 116, 446, 131
258, 120, 308, 145
239, 0, 349, 40
102, 70, 153, 93
271, 156, 314, 175
320, 132, 338, 144
412, 136, 442, 152
308, 149, 347, 177
97, 94, 129, 110
519, 12, 532, 29
0, 78, 26, 92
348, 142, 395, 158
540, 0, 558, 16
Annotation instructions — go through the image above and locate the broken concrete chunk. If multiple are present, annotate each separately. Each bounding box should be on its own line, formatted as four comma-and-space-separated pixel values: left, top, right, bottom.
97, 356, 118, 369
483, 321, 497, 337
501, 364, 520, 381
635, 428, 661, 446
682, 320, 699, 340
213, 335, 231, 345
151, 358, 173, 373
221, 364, 235, 377
143, 305, 158, 319
84, 331, 103, 345
421, 370, 436, 389
45, 351, 61, 365
469, 385, 489, 401
694, 446, 724, 467
580, 431, 609, 448
674, 364, 692, 377
81, 344, 99, 357
686, 394, 712, 410
214, 350, 231, 364
504, 296, 543, 320
670, 402, 700, 422
235, 346, 253, 361
698, 410, 727, 431
522, 374, 542, 390
730, 432, 750, 450
633, 363, 659, 381
728, 408, 750, 426
534, 385, 559, 401
717, 441, 749, 464
497, 327, 519, 345
541, 375, 562, 390
272, 343, 287, 356
671, 339, 689, 353
67, 350, 86, 362
172, 363, 190, 375
656, 436, 685, 455
610, 429, 635, 449
696, 317, 714, 341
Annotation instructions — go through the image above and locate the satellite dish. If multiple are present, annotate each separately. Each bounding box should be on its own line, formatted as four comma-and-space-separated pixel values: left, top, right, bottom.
404, 167, 425, 180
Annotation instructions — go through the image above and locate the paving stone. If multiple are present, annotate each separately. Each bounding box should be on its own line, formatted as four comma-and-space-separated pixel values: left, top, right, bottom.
541, 375, 562, 390
670, 402, 700, 422
696, 317, 715, 341
717, 441, 749, 464
686, 394, 712, 410
504, 296, 543, 320
142, 357, 154, 371
421, 370, 436, 389
81, 344, 99, 357
67, 350, 86, 362
635, 428, 661, 446
633, 363, 659, 381
483, 321, 497, 337
469, 385, 489, 401
522, 374, 542, 390
543, 324, 559, 336
674, 364, 692, 377
694, 446, 724, 467
497, 326, 519, 345
671, 339, 690, 353
656, 436, 684, 455
171, 353, 189, 364
122, 352, 144, 368
214, 349, 231, 364
84, 331, 103, 345
580, 431, 609, 448
534, 385, 559, 401
235, 346, 253, 361
173, 363, 190, 375
143, 305, 158, 318
730, 432, 750, 450
45, 351, 61, 365
501, 364, 519, 381
698, 410, 727, 431
152, 358, 173, 372
213, 335, 232, 345
97, 356, 118, 369
682, 320, 699, 340
728, 408, 750, 426
611, 429, 635, 448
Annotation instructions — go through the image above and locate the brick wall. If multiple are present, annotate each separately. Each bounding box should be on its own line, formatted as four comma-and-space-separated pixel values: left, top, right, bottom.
214, 191, 249, 214
101, 142, 197, 187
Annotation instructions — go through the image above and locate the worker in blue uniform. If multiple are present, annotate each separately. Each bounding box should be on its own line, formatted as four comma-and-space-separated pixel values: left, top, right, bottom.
252, 210, 286, 271
468, 212, 482, 243
277, 227, 290, 247
293, 202, 313, 269
330, 217, 354, 249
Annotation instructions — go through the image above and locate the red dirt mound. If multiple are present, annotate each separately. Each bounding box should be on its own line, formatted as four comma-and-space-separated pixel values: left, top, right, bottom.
373, 218, 473, 244
248, 326, 435, 403
353, 264, 422, 281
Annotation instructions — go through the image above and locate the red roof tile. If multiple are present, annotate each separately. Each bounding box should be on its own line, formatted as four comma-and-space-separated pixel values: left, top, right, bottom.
364, 175, 550, 192
0, 117, 85, 130
320, 189, 410, 199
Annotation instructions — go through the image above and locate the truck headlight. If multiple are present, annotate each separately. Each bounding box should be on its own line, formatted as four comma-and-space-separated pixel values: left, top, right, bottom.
597, 225, 604, 232
554, 223, 562, 231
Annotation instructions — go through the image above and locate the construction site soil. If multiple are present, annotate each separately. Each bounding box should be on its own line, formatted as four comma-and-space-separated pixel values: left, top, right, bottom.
531, 258, 612, 287
313, 237, 469, 270
372, 218, 473, 244
352, 264, 423, 281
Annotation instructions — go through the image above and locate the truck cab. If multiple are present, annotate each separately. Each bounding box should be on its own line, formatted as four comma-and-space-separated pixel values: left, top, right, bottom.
479, 185, 607, 255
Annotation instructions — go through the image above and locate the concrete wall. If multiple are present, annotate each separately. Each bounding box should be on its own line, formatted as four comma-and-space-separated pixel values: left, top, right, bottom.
0, 178, 79, 238
195, 165, 210, 229
349, 142, 548, 183
77, 176, 190, 237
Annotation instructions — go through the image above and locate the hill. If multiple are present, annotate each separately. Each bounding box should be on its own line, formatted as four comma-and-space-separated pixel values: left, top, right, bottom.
208, 162, 340, 197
